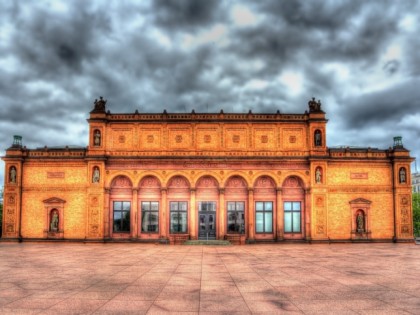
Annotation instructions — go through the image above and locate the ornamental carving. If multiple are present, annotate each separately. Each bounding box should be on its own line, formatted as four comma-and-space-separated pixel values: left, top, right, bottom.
226, 176, 247, 188
147, 135, 154, 143
232, 135, 240, 143
261, 135, 268, 143
111, 176, 132, 188
204, 135, 211, 143
140, 176, 161, 188
118, 135, 126, 143
289, 135, 296, 143
168, 176, 189, 188
175, 135, 183, 143
197, 176, 218, 188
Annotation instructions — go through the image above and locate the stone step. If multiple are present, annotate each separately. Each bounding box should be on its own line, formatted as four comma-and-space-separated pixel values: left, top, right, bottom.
183, 240, 231, 246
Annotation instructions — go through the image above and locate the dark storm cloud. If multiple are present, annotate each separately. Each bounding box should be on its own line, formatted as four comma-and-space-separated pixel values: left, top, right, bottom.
1, 0, 420, 187
339, 79, 420, 128
152, 0, 223, 30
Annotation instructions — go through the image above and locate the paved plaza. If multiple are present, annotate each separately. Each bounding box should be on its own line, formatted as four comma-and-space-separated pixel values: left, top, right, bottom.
0, 243, 419, 314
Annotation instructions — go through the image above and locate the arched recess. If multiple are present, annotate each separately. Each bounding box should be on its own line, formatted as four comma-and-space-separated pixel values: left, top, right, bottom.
43, 197, 65, 239
282, 176, 305, 240
196, 176, 219, 240
110, 175, 133, 237
138, 176, 161, 237
350, 198, 371, 240
167, 176, 190, 235
225, 176, 248, 238
314, 129, 322, 147
254, 176, 277, 240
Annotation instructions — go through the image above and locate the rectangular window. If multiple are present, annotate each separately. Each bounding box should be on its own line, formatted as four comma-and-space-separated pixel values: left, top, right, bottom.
284, 201, 301, 233
170, 201, 188, 233
227, 201, 245, 234
141, 201, 159, 233
198, 201, 216, 212
113, 201, 131, 232
255, 201, 273, 233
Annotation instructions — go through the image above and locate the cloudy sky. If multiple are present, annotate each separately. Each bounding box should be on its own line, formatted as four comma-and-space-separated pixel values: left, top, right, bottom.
1, 0, 420, 187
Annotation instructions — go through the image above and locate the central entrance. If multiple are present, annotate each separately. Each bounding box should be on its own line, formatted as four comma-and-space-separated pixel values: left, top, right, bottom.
198, 202, 216, 240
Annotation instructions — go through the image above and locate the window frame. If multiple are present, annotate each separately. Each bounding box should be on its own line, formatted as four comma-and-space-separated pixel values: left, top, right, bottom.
140, 201, 159, 233
283, 201, 301, 233
255, 201, 273, 234
113, 201, 131, 233
170, 201, 188, 234
227, 201, 245, 234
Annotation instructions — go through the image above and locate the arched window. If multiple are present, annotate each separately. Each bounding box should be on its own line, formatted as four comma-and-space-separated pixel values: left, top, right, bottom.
314, 130, 322, 147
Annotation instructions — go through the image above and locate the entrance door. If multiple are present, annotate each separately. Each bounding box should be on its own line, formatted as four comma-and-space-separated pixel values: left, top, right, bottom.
199, 211, 216, 239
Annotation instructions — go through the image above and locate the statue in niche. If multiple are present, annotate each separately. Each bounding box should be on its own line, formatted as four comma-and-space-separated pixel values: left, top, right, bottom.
314, 130, 322, 146
94, 130, 101, 146
399, 168, 406, 183
315, 167, 322, 184
50, 211, 59, 232
356, 212, 364, 232
9, 167, 17, 183
92, 167, 100, 183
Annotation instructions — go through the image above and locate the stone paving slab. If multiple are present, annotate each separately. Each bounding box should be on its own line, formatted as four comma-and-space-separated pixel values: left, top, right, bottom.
0, 243, 419, 314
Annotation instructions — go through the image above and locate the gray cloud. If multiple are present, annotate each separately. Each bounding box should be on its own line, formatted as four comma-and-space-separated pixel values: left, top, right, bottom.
1, 0, 420, 186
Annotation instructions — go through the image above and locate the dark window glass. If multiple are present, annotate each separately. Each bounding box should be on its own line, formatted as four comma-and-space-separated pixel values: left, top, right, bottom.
284, 201, 301, 233
255, 201, 273, 233
141, 201, 159, 233
113, 201, 131, 232
227, 202, 245, 234
170, 201, 188, 233
198, 202, 216, 211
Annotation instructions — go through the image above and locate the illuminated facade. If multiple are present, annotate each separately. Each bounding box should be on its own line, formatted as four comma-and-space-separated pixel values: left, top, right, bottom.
1, 98, 415, 243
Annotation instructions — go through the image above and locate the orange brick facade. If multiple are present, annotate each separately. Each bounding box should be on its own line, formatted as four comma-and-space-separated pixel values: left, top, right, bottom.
2, 98, 414, 243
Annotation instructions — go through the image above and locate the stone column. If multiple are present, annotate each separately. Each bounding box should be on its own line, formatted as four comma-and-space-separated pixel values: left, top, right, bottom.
190, 189, 196, 239
305, 188, 311, 241
219, 188, 225, 239
131, 188, 138, 238
160, 188, 167, 238
248, 188, 255, 241
103, 188, 110, 239
276, 188, 283, 240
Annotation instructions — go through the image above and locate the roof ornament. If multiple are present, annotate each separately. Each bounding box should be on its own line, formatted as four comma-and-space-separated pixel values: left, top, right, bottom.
308, 97, 322, 112
93, 96, 107, 112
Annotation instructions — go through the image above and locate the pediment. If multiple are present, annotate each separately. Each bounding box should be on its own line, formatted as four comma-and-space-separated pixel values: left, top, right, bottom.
43, 197, 66, 204
349, 198, 371, 204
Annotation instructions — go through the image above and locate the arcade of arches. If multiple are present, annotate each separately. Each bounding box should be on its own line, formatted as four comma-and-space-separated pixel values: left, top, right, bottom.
107, 174, 306, 242
1, 97, 415, 243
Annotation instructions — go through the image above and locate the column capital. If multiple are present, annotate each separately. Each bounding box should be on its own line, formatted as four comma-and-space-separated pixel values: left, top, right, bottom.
104, 187, 111, 194
161, 188, 168, 193
248, 188, 254, 193
276, 188, 283, 193
219, 188, 225, 194
132, 188, 139, 193
190, 188, 196, 193
305, 188, 311, 194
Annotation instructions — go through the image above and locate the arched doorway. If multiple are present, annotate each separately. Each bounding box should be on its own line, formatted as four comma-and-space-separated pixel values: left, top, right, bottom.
282, 176, 305, 240
196, 176, 219, 240
110, 175, 133, 238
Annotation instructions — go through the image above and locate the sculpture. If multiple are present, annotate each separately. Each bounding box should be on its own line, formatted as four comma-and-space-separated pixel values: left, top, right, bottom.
93, 167, 100, 183
93, 96, 107, 111
9, 167, 16, 183
50, 211, 59, 231
94, 130, 101, 146
357, 212, 364, 232
399, 168, 406, 183
308, 97, 322, 112
315, 167, 322, 184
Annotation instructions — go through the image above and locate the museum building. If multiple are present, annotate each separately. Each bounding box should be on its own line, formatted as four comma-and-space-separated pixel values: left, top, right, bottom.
1, 97, 415, 243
